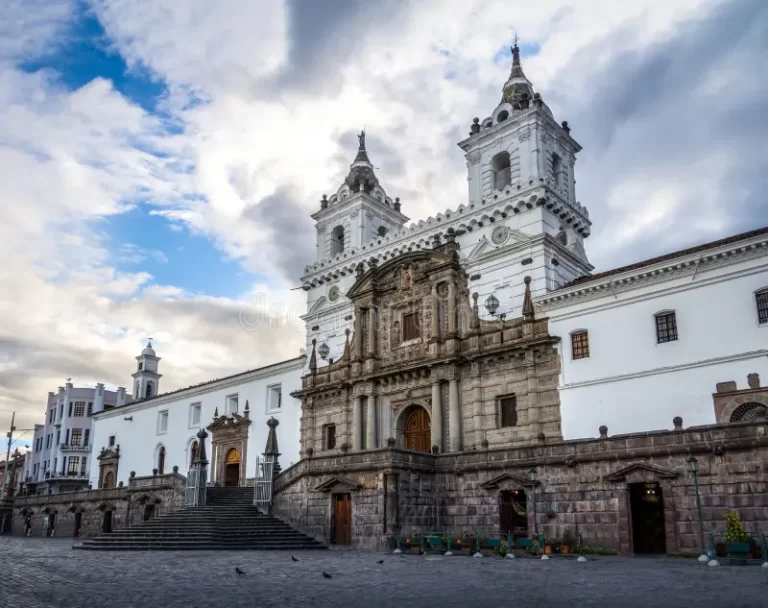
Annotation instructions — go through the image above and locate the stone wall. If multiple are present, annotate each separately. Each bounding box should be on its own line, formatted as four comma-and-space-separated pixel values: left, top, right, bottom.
9, 472, 186, 538
272, 420, 768, 554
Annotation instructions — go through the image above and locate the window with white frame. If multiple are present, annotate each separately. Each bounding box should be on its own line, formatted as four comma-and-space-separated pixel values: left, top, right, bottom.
267, 385, 282, 413
108, 434, 116, 447
226, 394, 238, 415
189, 402, 202, 428
157, 410, 169, 435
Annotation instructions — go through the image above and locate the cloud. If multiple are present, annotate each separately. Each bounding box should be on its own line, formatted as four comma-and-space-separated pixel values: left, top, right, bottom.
1, 0, 766, 435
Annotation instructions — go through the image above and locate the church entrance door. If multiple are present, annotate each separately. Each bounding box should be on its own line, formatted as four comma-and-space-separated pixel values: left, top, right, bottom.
500, 490, 528, 541
629, 483, 666, 554
404, 407, 431, 453
332, 493, 352, 545
224, 448, 241, 487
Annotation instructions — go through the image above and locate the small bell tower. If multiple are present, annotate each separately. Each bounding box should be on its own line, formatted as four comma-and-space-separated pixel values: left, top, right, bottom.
131, 341, 162, 401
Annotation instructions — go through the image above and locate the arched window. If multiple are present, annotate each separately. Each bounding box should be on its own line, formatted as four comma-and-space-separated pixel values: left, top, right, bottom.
145, 382, 154, 399
491, 152, 511, 191
378, 225, 388, 237
730, 402, 767, 422
157, 446, 165, 475
331, 225, 345, 256
552, 153, 562, 187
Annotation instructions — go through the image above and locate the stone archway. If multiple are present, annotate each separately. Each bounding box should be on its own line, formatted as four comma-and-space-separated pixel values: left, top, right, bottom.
208, 410, 251, 487
397, 404, 432, 453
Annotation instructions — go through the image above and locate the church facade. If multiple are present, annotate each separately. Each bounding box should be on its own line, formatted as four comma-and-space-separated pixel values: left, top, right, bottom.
272, 44, 768, 553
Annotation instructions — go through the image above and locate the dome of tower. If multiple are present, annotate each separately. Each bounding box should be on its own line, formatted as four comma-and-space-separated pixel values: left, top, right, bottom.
141, 341, 156, 357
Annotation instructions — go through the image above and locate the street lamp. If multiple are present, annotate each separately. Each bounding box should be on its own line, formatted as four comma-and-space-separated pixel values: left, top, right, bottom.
484, 294, 499, 316
318, 342, 330, 360
528, 469, 538, 536
686, 455, 707, 560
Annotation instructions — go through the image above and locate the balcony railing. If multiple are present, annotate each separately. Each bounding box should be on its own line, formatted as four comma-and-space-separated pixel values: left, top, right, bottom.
59, 444, 92, 452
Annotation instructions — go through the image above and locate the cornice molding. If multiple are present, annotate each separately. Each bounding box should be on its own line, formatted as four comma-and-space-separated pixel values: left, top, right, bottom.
536, 238, 768, 312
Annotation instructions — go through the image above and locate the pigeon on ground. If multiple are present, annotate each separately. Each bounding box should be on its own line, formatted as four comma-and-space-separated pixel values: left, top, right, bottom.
235, 567, 245, 575
322, 571, 332, 579
291, 556, 299, 562
376, 560, 384, 564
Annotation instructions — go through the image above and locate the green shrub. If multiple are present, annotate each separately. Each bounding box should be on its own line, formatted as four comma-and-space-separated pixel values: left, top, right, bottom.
723, 511, 750, 544
493, 539, 508, 558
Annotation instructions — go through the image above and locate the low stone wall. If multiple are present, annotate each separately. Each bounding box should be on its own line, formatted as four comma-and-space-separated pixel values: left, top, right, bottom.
272, 420, 768, 553
9, 472, 186, 538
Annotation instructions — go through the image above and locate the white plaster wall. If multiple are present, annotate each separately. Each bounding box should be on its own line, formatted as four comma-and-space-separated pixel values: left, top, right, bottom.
544, 255, 768, 439
90, 361, 304, 488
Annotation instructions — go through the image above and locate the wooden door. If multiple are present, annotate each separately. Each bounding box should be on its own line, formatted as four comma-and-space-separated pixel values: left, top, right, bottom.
404, 408, 431, 453
332, 493, 352, 545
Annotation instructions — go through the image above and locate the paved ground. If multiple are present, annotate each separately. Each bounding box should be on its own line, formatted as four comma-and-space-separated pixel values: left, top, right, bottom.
1, 538, 766, 608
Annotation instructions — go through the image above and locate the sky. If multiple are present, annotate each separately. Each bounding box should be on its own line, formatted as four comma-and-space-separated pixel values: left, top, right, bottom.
1, 0, 767, 447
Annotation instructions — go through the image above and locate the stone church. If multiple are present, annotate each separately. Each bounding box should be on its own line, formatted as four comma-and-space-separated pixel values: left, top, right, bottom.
272, 44, 768, 554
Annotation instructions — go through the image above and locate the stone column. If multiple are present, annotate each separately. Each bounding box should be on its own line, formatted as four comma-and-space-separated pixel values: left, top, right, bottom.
472, 371, 485, 447
447, 283, 456, 335
354, 308, 363, 360
352, 396, 363, 451
526, 353, 541, 439
431, 381, 443, 453
431, 285, 440, 338
366, 395, 377, 449
367, 307, 376, 357
448, 379, 461, 452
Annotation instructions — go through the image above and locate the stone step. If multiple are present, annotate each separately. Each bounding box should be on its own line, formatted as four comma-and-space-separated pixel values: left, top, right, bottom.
75, 543, 326, 551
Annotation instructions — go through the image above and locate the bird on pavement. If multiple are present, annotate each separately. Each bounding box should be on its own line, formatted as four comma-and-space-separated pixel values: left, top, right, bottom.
235, 567, 245, 575
322, 571, 332, 579
291, 556, 299, 562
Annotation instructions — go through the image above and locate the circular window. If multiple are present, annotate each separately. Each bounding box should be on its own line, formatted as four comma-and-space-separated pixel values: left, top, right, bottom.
328, 286, 340, 302
497, 110, 509, 123
491, 225, 510, 245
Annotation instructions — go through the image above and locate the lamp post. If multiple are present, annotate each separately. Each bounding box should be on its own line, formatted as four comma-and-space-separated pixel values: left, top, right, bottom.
686, 455, 707, 560
484, 294, 507, 321
529, 469, 538, 536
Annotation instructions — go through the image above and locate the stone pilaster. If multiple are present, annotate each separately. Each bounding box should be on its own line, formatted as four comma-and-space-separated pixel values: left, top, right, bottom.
352, 396, 363, 451
449, 378, 461, 452
431, 382, 443, 452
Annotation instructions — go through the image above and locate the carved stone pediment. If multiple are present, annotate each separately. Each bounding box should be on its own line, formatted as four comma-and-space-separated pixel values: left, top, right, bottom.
313, 476, 363, 493
207, 412, 252, 432
604, 462, 678, 483
479, 472, 540, 489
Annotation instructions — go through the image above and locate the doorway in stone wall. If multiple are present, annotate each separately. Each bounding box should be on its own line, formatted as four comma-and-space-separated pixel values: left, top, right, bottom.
331, 493, 352, 545
74, 512, 82, 537
224, 448, 241, 486
143, 504, 156, 521
102, 511, 113, 534
629, 482, 666, 554
500, 490, 528, 541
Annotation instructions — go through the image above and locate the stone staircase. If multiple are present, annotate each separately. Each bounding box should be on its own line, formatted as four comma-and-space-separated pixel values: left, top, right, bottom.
74, 487, 325, 551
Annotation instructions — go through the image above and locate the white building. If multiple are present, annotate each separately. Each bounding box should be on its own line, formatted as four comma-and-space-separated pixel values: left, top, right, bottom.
536, 227, 768, 438
297, 42, 768, 443
301, 45, 592, 371
23, 383, 118, 494
90, 352, 304, 488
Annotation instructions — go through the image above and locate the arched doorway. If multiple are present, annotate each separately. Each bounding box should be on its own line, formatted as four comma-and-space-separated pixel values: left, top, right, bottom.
103, 471, 115, 489
403, 406, 431, 453
224, 448, 241, 486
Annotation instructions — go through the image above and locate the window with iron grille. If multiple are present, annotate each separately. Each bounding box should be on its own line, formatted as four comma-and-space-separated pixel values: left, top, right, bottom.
757, 291, 768, 324
70, 428, 82, 446
499, 395, 518, 427
87, 402, 93, 416
84, 429, 90, 447
324, 424, 337, 450
67, 457, 80, 475
402, 312, 420, 341
571, 330, 590, 359
73, 401, 86, 417
655, 311, 678, 343
80, 457, 88, 477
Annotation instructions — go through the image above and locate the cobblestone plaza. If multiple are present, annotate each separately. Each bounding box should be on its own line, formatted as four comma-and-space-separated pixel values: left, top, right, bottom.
1, 538, 765, 608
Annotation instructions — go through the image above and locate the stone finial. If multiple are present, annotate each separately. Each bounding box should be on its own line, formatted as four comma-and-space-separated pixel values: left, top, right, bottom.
432, 233, 442, 249
172, 465, 179, 474
355, 262, 365, 279
152, 468, 158, 476
748, 373, 760, 389
599, 425, 608, 439
470, 117, 480, 135
561, 120, 570, 134
472, 292, 480, 330
244, 399, 250, 419
537, 432, 546, 443
368, 257, 378, 270
340, 443, 350, 453
481, 439, 490, 449
394, 197, 401, 212
320, 194, 328, 210
309, 338, 317, 374
432, 445, 440, 454
342, 328, 351, 362
195, 427, 209, 465
673, 416, 683, 431
213, 407, 219, 419
522, 276, 534, 321
117, 481, 123, 488
716, 381, 737, 393
130, 471, 136, 479
305, 446, 314, 457
387, 437, 396, 447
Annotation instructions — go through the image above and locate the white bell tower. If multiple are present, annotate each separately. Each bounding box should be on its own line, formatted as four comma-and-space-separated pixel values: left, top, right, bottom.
131, 341, 162, 401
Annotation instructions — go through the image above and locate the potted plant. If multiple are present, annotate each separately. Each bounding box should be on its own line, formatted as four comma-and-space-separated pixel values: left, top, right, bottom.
529, 539, 540, 556
493, 539, 508, 558
562, 528, 575, 554
723, 511, 751, 558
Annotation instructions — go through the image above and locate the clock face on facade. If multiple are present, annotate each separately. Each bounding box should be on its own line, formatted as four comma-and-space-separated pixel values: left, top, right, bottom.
491, 225, 510, 245
328, 286, 340, 302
